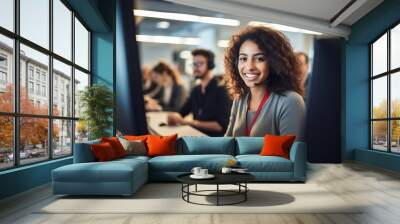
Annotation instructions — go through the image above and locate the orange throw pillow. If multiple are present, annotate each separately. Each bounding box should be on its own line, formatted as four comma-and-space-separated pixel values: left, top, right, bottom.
146, 134, 177, 157
91, 142, 117, 161
101, 137, 126, 158
260, 135, 296, 159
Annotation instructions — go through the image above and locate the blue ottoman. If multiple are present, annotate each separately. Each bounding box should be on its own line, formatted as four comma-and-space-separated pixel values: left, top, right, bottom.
52, 157, 148, 196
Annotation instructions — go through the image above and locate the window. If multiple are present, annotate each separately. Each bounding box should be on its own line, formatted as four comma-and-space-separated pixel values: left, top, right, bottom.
28, 67, 34, 80
53, 59, 71, 117
0, 116, 13, 170
370, 23, 400, 154
0, 0, 91, 170
53, 0, 72, 60
28, 81, 34, 94
20, 0, 49, 49
0, 0, 14, 32
75, 17, 90, 70
35, 70, 41, 81
74, 69, 89, 118
0, 55, 7, 67
53, 119, 72, 158
0, 34, 13, 113
36, 83, 40, 95
42, 85, 46, 97
0, 71, 6, 85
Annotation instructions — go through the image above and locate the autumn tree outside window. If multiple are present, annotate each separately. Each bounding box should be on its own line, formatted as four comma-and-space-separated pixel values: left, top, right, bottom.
0, 0, 91, 170
370, 23, 400, 154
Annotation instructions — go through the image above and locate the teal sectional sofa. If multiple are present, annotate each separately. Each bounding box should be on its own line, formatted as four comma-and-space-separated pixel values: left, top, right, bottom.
52, 137, 307, 196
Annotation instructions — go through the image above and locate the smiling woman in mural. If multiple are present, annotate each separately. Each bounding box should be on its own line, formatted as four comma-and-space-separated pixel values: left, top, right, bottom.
224, 26, 306, 140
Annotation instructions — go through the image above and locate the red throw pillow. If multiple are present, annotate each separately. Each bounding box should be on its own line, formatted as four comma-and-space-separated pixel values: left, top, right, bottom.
101, 137, 126, 158
146, 134, 177, 157
91, 142, 117, 161
260, 135, 296, 159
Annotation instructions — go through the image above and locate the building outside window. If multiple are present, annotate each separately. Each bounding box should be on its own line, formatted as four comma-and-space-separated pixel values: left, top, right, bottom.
0, 54, 7, 90
370, 23, 400, 154
41, 85, 46, 97
0, 54, 7, 67
35, 83, 40, 95
0, 0, 91, 170
28, 66, 34, 80
28, 81, 34, 94
35, 70, 40, 81
41, 73, 46, 83
0, 71, 6, 84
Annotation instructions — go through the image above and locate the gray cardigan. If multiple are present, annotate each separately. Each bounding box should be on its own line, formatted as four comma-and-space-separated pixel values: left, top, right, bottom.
225, 91, 306, 140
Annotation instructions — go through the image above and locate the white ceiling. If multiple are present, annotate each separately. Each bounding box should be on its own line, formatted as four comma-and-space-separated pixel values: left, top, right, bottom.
226, 0, 352, 22
165, 0, 384, 37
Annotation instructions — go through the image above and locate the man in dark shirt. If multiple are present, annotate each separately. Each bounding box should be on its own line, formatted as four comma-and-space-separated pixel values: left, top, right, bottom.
167, 49, 232, 136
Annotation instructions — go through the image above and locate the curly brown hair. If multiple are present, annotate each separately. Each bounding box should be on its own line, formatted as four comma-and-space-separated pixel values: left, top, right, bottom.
224, 26, 303, 99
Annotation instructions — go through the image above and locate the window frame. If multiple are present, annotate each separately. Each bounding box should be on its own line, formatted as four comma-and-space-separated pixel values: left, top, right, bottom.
0, 0, 92, 171
370, 20, 400, 154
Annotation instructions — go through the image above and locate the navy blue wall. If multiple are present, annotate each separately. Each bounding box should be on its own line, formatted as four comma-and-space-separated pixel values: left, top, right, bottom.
307, 38, 343, 163
344, 0, 400, 171
115, 0, 148, 135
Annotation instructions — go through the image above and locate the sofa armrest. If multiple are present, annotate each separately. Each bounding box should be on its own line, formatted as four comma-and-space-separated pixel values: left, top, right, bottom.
73, 140, 100, 163
289, 141, 307, 181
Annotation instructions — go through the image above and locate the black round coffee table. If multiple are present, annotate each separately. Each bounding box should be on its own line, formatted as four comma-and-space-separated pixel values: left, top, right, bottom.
177, 173, 255, 206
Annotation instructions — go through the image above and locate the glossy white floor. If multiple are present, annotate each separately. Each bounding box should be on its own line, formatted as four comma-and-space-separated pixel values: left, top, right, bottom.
1, 162, 400, 224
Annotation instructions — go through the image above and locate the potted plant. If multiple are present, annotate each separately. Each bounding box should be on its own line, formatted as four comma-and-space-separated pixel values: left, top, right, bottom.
79, 84, 114, 140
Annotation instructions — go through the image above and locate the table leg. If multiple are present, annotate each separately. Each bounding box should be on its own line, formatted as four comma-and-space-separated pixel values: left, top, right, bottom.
217, 184, 219, 206
187, 184, 190, 202
181, 184, 183, 199
245, 183, 247, 201
195, 184, 197, 192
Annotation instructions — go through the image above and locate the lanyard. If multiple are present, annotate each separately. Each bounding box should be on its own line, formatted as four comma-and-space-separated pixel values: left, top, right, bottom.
245, 91, 270, 136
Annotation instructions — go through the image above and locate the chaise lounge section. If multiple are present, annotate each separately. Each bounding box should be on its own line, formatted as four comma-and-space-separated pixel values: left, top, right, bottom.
52, 137, 307, 196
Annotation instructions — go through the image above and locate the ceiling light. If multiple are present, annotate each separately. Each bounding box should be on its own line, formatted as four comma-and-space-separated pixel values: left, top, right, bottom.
180, 50, 192, 59
248, 21, 323, 35
136, 35, 200, 45
157, 21, 170, 29
217, 40, 229, 48
134, 9, 240, 26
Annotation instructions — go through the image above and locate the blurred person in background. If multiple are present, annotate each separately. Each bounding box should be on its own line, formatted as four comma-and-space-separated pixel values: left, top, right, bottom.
150, 61, 187, 112
295, 51, 311, 101
142, 64, 161, 98
167, 49, 232, 136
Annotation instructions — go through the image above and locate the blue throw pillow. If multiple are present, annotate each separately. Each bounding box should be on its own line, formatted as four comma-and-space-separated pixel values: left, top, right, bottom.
235, 137, 264, 155
180, 137, 235, 155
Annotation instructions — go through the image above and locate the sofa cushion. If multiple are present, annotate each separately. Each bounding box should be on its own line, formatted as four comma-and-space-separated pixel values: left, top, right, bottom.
260, 135, 296, 159
118, 138, 147, 156
91, 142, 118, 161
236, 155, 293, 172
52, 158, 147, 183
148, 154, 235, 172
147, 134, 177, 157
74, 140, 100, 163
235, 137, 263, 155
115, 155, 150, 163
101, 137, 127, 158
178, 137, 235, 155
